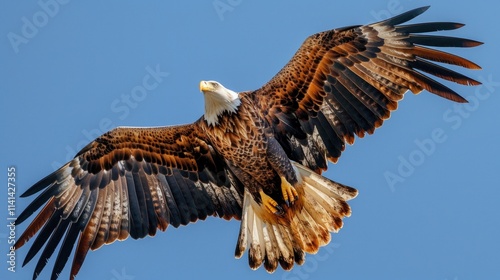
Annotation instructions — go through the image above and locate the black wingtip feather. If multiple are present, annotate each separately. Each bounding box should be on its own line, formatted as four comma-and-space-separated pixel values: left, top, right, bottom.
21, 209, 63, 267
408, 35, 483, 48
51, 224, 80, 280
412, 71, 468, 103
33, 218, 71, 280
21, 173, 57, 198
17, 185, 62, 225
21, 161, 74, 198
376, 6, 430, 26
411, 58, 482, 86
396, 22, 465, 33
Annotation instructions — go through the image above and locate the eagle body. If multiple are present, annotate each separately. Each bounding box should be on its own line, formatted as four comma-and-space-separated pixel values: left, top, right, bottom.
15, 7, 483, 280
202, 92, 275, 188
198, 80, 357, 271
201, 90, 297, 206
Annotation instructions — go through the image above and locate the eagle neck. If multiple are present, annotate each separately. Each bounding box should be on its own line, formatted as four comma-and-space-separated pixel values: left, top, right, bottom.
204, 91, 241, 127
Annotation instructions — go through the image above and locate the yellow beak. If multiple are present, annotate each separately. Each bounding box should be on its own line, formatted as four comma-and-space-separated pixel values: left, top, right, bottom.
199, 80, 209, 92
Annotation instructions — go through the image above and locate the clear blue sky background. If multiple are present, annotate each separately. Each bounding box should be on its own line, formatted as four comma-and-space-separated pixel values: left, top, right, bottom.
1, 1, 499, 280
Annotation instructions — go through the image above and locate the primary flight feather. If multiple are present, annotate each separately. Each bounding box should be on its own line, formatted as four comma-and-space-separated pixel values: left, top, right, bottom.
16, 6, 482, 280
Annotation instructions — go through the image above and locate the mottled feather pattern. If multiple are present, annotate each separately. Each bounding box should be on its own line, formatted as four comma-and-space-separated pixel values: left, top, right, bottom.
254, 6, 481, 171
15, 124, 244, 280
15, 6, 482, 280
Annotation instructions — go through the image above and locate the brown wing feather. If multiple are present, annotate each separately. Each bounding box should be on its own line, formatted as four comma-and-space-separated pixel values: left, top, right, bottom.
15, 121, 244, 280
252, 6, 482, 172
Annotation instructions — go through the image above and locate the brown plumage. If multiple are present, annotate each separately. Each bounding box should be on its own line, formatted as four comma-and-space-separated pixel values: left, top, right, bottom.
16, 6, 481, 280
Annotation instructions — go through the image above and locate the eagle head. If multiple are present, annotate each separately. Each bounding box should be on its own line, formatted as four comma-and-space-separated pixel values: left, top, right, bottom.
200, 80, 241, 126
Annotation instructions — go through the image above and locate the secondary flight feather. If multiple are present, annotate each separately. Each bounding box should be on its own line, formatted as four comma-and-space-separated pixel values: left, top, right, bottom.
16, 6, 482, 280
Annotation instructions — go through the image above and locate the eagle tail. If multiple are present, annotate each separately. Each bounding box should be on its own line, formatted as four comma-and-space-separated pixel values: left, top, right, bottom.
235, 161, 358, 272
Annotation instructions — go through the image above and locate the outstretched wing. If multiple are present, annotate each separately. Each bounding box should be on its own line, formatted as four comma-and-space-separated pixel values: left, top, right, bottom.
15, 122, 244, 280
252, 6, 482, 172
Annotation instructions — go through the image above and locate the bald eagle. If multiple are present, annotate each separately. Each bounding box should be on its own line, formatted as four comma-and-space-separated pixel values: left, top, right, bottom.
16, 6, 482, 280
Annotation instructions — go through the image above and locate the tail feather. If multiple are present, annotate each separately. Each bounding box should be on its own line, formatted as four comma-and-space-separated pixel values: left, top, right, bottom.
303, 185, 348, 230
299, 207, 330, 247
249, 206, 269, 270
301, 190, 336, 232
273, 223, 294, 269
261, 224, 276, 271
235, 161, 357, 272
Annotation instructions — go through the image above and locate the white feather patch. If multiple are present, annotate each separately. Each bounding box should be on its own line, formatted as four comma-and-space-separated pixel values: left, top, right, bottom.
234, 162, 357, 272
202, 82, 241, 126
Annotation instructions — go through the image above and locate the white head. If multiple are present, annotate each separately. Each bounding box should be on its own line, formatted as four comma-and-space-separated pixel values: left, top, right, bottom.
199, 80, 241, 126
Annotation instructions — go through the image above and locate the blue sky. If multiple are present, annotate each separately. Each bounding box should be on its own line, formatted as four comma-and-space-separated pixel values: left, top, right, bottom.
1, 1, 499, 280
